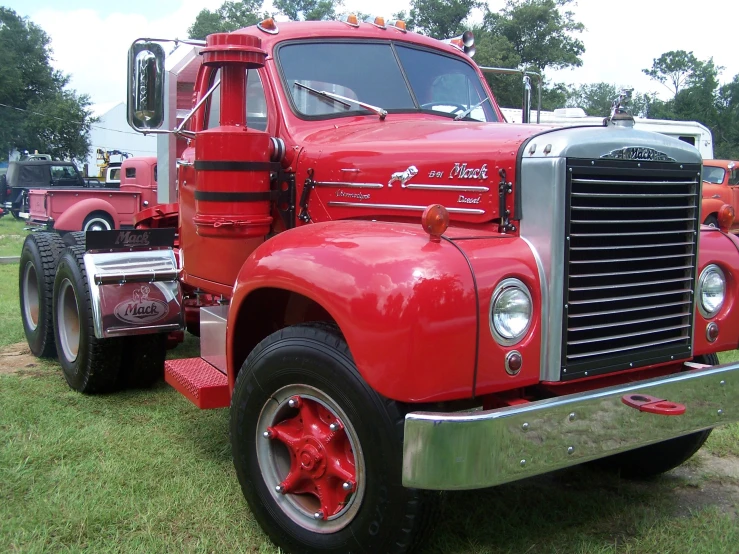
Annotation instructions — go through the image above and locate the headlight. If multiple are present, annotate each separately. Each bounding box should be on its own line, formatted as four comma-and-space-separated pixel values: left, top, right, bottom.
698, 264, 725, 318
490, 278, 532, 345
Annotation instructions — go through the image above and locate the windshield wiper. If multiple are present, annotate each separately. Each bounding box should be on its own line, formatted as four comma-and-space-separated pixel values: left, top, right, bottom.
454, 97, 491, 121
294, 81, 387, 120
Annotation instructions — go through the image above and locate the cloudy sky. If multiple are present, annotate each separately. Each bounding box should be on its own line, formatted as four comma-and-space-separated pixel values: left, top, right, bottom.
4, 0, 739, 110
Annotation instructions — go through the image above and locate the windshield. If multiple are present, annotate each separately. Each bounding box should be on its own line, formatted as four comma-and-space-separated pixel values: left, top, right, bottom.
278, 41, 497, 122
702, 166, 726, 184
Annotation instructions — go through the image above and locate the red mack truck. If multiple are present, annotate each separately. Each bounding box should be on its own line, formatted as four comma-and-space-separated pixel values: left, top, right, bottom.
17, 18, 739, 553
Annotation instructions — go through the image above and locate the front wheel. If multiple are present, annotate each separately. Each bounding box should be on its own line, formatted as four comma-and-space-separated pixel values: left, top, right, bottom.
704, 214, 719, 228
592, 353, 717, 479
230, 324, 438, 554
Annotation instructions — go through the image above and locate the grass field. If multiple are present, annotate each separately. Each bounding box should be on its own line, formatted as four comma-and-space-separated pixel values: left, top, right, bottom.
1, 257, 738, 553
0, 215, 28, 256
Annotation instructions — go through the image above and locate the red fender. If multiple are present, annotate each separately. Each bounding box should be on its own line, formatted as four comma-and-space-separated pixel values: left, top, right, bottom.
54, 198, 120, 231
693, 227, 739, 356
229, 220, 479, 403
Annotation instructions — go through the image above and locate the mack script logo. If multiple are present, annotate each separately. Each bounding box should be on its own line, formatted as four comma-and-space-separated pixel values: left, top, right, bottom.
114, 285, 168, 325
115, 231, 151, 247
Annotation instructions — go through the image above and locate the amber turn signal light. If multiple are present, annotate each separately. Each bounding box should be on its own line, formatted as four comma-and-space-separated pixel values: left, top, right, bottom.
718, 204, 735, 233
422, 204, 450, 241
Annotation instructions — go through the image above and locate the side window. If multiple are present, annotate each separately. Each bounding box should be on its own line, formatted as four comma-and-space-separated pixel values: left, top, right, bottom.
729, 169, 739, 186
206, 69, 268, 131
125, 167, 136, 178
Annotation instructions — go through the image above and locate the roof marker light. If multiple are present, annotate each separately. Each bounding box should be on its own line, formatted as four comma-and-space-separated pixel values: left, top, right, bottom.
365, 15, 387, 29
390, 20, 407, 32
257, 18, 279, 35
341, 14, 359, 27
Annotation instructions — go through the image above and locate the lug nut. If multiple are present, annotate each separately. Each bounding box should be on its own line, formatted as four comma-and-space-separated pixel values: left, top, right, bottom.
313, 510, 324, 520
329, 422, 341, 432
263, 430, 273, 439
342, 481, 353, 491
288, 396, 302, 408
275, 484, 284, 493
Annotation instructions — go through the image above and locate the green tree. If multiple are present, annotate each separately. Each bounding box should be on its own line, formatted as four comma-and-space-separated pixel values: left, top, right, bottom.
643, 50, 703, 99
484, 0, 585, 72
473, 0, 584, 109
273, 0, 343, 21
405, 0, 481, 39
0, 8, 93, 161
715, 75, 739, 159
188, 0, 265, 40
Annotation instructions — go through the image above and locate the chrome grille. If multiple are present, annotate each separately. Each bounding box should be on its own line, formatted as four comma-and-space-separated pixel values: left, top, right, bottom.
561, 160, 701, 380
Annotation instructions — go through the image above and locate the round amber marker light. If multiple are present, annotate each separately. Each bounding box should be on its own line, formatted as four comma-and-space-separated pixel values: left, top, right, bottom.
718, 204, 735, 233
421, 204, 450, 239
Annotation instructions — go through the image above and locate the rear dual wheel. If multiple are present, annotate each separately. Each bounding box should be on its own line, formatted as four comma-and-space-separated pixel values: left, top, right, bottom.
52, 246, 166, 393
230, 324, 438, 554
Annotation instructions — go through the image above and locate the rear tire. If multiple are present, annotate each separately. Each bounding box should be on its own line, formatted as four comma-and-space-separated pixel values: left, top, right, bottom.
592, 353, 718, 479
19, 233, 66, 357
230, 324, 439, 554
52, 245, 124, 393
62, 231, 86, 248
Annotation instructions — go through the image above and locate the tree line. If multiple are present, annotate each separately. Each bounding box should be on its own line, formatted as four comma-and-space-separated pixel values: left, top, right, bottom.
1, 1, 737, 161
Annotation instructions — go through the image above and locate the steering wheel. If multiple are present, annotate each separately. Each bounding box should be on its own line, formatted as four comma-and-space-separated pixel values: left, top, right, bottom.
420, 102, 467, 115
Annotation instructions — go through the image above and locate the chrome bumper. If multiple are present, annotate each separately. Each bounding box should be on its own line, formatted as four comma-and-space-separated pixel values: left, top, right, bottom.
402, 361, 739, 490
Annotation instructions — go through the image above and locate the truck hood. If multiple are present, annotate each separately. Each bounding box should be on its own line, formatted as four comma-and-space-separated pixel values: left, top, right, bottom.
295, 118, 557, 225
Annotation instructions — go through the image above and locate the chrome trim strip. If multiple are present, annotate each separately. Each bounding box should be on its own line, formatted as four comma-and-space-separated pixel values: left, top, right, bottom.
404, 184, 491, 192
402, 361, 739, 490
572, 178, 698, 186
569, 288, 693, 305
315, 181, 383, 189
519, 157, 567, 382
568, 311, 691, 332
569, 276, 693, 291
327, 201, 485, 215
566, 335, 690, 359
569, 300, 692, 318
567, 323, 691, 346
521, 237, 548, 382
570, 217, 696, 224
571, 253, 694, 264
571, 242, 693, 251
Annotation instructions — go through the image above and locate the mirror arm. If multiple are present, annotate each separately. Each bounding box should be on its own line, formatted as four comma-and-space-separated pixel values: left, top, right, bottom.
174, 79, 221, 135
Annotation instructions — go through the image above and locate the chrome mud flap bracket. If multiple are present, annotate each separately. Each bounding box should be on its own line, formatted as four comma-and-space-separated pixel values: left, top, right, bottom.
402, 362, 739, 490
83, 249, 184, 338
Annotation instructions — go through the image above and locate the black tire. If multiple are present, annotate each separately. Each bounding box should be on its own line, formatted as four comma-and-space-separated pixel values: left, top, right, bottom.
230, 323, 439, 554
592, 353, 718, 479
11, 209, 22, 220
704, 214, 719, 228
82, 212, 113, 232
63, 231, 86, 249
19, 233, 66, 357
119, 333, 167, 388
52, 245, 124, 393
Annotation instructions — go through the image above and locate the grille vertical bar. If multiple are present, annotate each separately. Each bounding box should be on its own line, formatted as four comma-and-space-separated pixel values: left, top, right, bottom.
561, 160, 701, 380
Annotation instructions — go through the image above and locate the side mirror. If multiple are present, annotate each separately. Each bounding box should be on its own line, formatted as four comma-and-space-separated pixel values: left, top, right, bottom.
127, 41, 166, 131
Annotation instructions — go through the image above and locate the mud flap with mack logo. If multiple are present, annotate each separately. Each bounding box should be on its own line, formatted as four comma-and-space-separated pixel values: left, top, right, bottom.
82, 229, 184, 338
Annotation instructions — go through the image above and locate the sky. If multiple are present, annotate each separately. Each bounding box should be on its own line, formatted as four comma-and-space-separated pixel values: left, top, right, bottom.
4, 0, 739, 110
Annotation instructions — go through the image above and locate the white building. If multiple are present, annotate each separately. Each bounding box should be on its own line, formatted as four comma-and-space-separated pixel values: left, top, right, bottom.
86, 102, 157, 177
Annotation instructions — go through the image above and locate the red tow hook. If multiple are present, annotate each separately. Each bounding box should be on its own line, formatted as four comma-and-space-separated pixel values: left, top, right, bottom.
621, 394, 686, 416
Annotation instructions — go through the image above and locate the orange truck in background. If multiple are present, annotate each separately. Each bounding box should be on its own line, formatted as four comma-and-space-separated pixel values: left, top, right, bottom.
702, 159, 739, 231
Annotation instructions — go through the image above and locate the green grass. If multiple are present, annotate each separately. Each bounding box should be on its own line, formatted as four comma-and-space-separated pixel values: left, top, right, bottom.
0, 215, 29, 256
1, 263, 738, 553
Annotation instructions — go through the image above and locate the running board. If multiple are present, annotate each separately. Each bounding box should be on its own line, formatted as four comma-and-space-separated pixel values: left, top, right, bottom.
164, 358, 230, 409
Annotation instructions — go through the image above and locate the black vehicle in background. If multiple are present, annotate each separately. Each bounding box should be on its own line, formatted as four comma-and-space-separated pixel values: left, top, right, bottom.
0, 160, 101, 219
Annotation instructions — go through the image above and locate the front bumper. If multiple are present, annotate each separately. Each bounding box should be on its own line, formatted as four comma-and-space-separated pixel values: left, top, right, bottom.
402, 361, 739, 490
